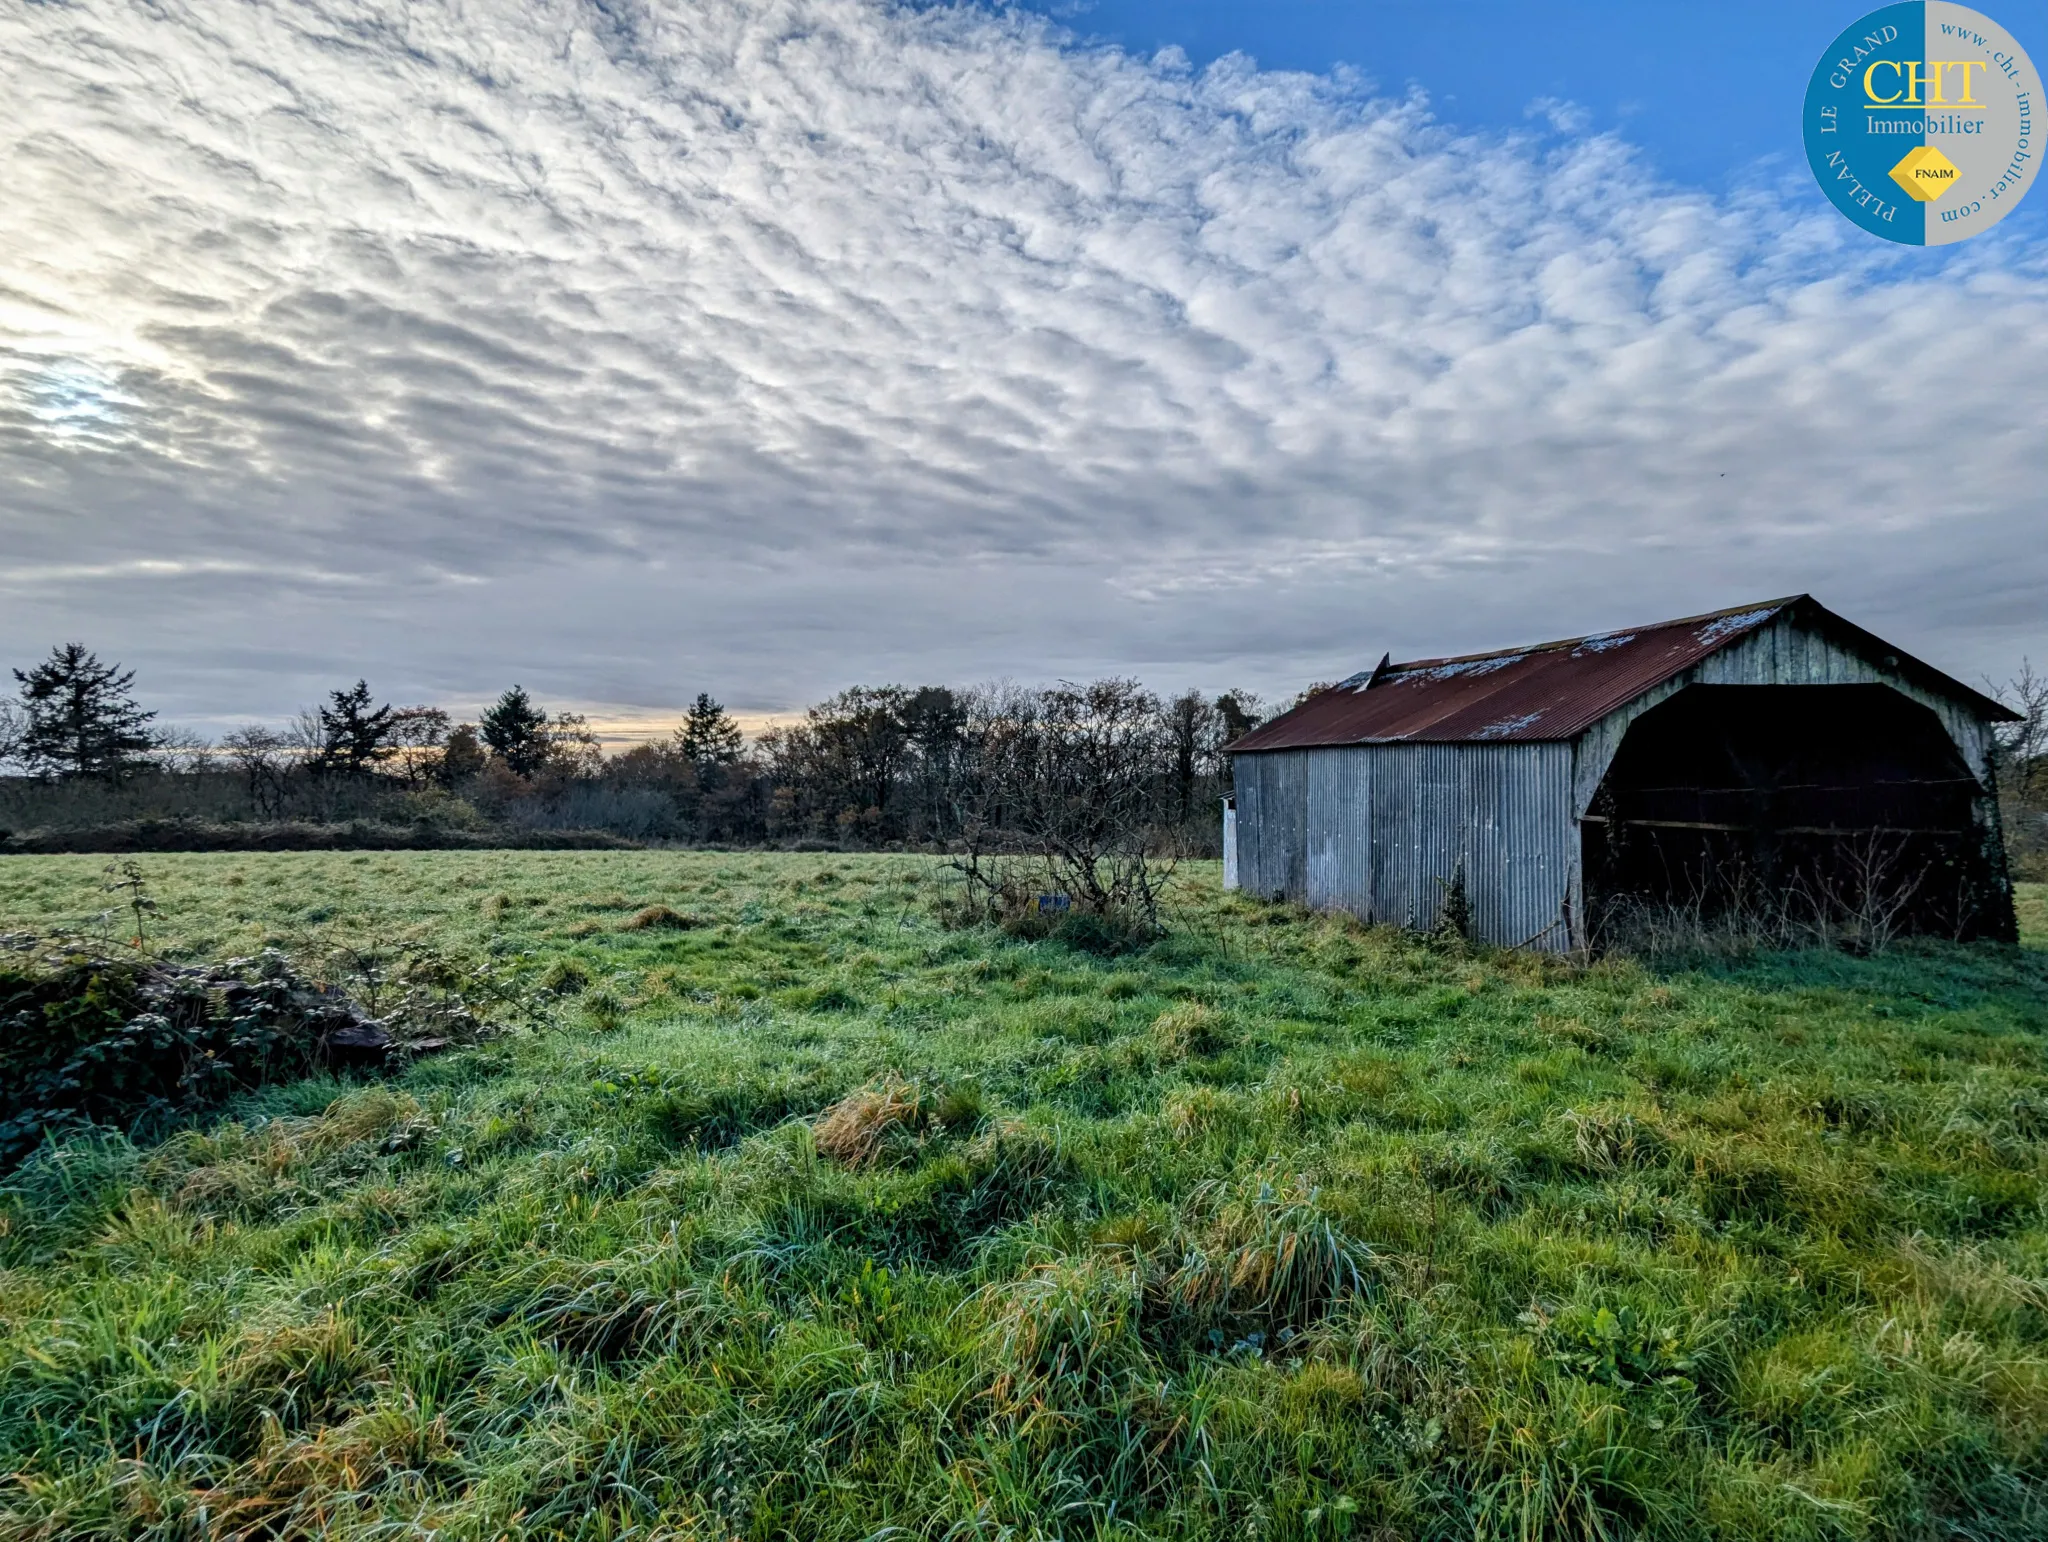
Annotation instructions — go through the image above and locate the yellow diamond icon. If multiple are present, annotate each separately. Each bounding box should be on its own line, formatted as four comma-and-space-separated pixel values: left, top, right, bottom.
1890, 144, 1961, 202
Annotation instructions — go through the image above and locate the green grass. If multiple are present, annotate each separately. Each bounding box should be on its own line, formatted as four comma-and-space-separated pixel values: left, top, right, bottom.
2, 853, 2047, 1541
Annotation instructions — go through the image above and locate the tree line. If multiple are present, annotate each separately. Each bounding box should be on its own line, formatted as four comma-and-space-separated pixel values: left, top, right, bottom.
8, 641, 2044, 874
0, 644, 1263, 851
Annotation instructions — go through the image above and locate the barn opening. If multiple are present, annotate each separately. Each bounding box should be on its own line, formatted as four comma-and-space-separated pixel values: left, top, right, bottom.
1581, 684, 2005, 945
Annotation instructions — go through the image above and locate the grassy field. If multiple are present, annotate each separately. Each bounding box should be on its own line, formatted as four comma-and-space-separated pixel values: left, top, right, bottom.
2, 852, 2047, 1541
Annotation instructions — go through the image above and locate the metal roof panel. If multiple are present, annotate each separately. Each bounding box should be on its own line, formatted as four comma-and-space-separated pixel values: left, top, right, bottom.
1227, 596, 2017, 752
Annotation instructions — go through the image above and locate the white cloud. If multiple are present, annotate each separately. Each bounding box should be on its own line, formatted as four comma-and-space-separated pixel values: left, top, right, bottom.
1526, 96, 1592, 134
1, 0, 2042, 726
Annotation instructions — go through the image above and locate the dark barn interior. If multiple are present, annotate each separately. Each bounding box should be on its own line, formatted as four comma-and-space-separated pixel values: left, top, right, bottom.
1582, 685, 2014, 945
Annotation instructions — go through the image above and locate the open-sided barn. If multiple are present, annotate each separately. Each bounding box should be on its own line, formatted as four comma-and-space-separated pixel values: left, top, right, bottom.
1223, 597, 2019, 951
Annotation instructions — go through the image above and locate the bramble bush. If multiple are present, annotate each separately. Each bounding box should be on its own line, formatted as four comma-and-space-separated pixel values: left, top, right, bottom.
0, 939, 499, 1165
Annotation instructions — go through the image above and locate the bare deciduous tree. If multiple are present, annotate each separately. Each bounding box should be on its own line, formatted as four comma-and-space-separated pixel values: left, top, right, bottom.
544, 711, 605, 781
950, 679, 1177, 943
388, 706, 453, 788
0, 698, 25, 771
1990, 660, 2047, 879
148, 726, 213, 777
1992, 659, 2047, 803
221, 725, 295, 817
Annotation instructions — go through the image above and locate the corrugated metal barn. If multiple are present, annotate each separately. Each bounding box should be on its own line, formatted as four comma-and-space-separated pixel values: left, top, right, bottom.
1224, 596, 2020, 951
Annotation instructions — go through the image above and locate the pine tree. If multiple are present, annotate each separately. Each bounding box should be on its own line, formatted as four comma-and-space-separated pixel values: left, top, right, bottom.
480, 686, 552, 778
12, 644, 159, 780
677, 693, 744, 770
315, 680, 397, 775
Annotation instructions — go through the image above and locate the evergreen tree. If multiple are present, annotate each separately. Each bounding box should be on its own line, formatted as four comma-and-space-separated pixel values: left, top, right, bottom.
480, 686, 552, 777
1215, 692, 1261, 745
315, 680, 397, 775
12, 644, 158, 780
438, 723, 488, 785
1213, 692, 1262, 796
677, 693, 744, 771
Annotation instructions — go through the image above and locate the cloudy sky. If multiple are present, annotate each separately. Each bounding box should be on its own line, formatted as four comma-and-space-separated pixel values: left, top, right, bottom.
2, 0, 2043, 737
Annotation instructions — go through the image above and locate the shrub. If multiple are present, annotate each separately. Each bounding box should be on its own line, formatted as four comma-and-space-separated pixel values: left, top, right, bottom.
940, 845, 1170, 955
0, 941, 492, 1165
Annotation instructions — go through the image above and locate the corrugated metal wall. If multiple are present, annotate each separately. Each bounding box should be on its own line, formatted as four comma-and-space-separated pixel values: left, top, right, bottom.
1235, 749, 1309, 905
1234, 742, 1578, 950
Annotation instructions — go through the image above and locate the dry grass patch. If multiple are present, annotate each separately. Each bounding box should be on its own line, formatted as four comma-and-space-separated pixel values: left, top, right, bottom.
814, 1075, 929, 1167
153, 1090, 432, 1213
1152, 1001, 1227, 1059
621, 905, 702, 932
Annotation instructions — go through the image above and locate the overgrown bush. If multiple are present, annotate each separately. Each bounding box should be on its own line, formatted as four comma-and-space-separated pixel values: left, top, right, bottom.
939, 848, 1169, 954
0, 938, 497, 1165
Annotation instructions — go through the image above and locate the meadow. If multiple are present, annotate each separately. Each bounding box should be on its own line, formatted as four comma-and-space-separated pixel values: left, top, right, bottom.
2, 851, 2047, 1541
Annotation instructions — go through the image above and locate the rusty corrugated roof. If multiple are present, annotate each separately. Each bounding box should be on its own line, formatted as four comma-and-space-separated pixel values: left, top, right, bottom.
1227, 595, 2017, 752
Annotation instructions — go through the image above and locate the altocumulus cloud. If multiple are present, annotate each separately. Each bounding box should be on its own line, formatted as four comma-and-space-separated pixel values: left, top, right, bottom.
1, 0, 2043, 727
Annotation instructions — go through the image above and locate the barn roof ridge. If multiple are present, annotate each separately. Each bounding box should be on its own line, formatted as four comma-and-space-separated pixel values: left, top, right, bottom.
1228, 594, 2015, 753
1378, 595, 1806, 678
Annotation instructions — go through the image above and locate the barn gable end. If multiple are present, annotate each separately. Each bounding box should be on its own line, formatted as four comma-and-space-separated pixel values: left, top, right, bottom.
1571, 604, 2004, 817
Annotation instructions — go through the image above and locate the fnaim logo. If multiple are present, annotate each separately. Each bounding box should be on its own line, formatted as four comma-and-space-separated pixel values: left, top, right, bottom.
1805, 3, 2039, 243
